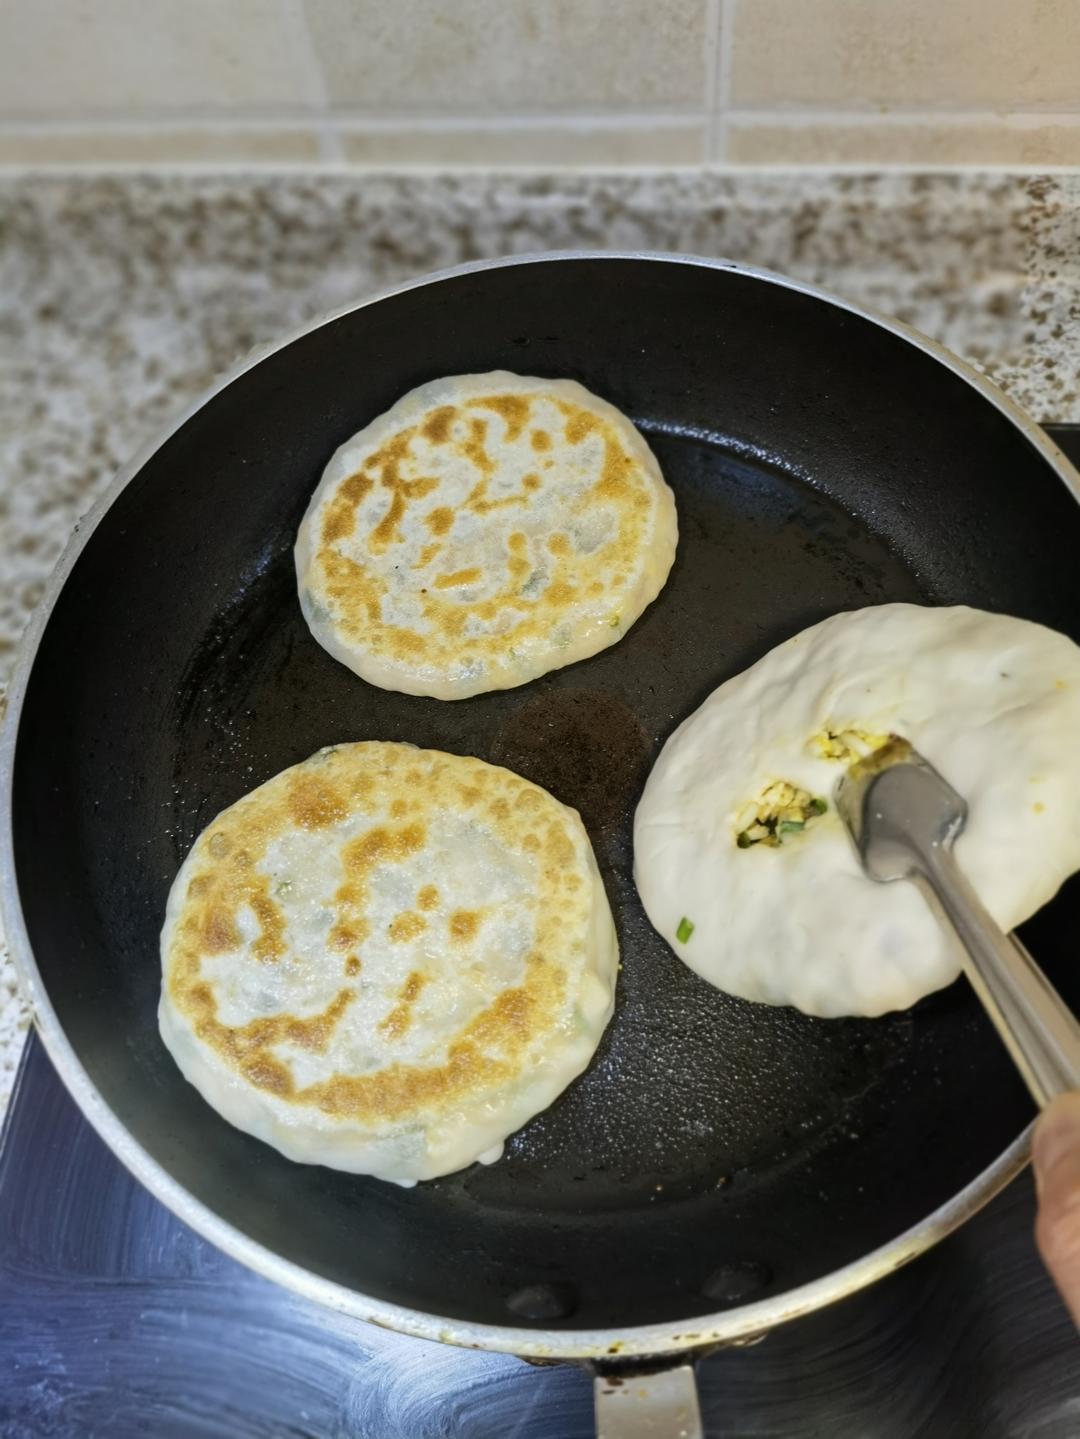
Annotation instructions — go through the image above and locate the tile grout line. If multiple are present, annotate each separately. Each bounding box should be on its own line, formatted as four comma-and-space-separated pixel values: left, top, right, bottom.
3, 99, 1080, 129
701, 0, 723, 167
0, 112, 709, 134
2, 109, 1079, 131
726, 108, 1080, 128
0, 159, 1078, 179
280, 0, 342, 162
711, 0, 737, 164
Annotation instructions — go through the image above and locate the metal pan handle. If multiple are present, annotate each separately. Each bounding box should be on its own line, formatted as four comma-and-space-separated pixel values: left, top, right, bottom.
594, 1363, 703, 1439
917, 848, 1080, 1109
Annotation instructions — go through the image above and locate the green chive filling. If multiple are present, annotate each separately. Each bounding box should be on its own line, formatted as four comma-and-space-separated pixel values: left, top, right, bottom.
735, 781, 829, 849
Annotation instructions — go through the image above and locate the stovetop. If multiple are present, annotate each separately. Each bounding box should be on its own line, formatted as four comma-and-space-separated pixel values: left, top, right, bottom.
3, 428, 1080, 1439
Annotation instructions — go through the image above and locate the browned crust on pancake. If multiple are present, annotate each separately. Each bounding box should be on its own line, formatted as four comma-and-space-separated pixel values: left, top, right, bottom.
164, 744, 583, 1125
308, 389, 659, 675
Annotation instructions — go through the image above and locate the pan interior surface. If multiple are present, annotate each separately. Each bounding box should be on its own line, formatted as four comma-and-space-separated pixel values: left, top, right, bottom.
11, 257, 1080, 1333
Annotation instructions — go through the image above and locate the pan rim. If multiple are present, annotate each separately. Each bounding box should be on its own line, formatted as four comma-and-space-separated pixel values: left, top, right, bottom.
1, 248, 1074, 1359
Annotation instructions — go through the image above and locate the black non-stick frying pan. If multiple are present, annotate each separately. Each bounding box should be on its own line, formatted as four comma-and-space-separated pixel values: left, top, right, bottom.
4, 254, 1080, 1432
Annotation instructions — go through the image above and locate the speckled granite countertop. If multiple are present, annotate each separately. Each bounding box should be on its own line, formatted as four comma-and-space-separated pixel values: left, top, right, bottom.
1, 170, 1078, 1116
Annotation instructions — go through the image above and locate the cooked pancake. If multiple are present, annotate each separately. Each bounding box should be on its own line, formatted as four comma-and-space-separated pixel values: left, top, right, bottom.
634, 604, 1080, 1018
295, 372, 677, 700
159, 742, 617, 1184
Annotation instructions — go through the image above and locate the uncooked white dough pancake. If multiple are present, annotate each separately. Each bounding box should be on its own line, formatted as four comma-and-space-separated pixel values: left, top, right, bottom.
295, 371, 677, 700
160, 742, 617, 1184
634, 604, 1080, 1018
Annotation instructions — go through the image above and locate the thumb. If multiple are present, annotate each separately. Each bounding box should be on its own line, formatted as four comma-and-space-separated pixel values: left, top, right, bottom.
1033, 1093, 1080, 1327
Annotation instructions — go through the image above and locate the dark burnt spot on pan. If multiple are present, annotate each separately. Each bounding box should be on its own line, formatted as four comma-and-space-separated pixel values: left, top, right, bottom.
489, 689, 649, 833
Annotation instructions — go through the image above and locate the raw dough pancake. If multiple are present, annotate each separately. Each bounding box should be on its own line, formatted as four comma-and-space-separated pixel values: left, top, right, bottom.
160, 742, 617, 1184
634, 604, 1080, 1018
295, 372, 677, 699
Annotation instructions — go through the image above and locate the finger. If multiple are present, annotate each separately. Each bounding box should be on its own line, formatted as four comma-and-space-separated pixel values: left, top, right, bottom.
1033, 1093, 1080, 1327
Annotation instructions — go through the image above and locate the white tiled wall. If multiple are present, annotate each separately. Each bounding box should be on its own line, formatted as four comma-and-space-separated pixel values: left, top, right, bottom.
0, 0, 1078, 167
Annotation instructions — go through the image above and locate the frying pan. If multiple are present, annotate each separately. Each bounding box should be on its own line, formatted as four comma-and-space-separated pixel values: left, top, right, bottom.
4, 253, 1080, 1435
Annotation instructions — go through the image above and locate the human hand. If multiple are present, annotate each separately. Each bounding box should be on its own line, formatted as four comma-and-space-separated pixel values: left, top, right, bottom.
1033, 1093, 1080, 1327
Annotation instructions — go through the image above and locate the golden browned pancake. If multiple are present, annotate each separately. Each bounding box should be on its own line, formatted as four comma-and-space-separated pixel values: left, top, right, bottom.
159, 742, 617, 1184
295, 372, 677, 699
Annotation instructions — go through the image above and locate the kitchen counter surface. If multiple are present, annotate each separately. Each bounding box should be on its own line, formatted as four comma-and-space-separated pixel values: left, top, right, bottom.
2, 169, 1079, 1111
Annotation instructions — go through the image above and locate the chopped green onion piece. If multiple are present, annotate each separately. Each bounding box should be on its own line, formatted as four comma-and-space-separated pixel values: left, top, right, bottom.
609, 614, 621, 628
676, 916, 695, 943
778, 820, 805, 835
809, 797, 828, 815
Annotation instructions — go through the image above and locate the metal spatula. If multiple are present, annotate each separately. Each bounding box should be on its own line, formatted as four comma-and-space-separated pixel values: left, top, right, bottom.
835, 738, 1080, 1108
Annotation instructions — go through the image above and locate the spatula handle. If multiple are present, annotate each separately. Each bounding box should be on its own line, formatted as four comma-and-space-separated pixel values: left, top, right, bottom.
918, 850, 1080, 1108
